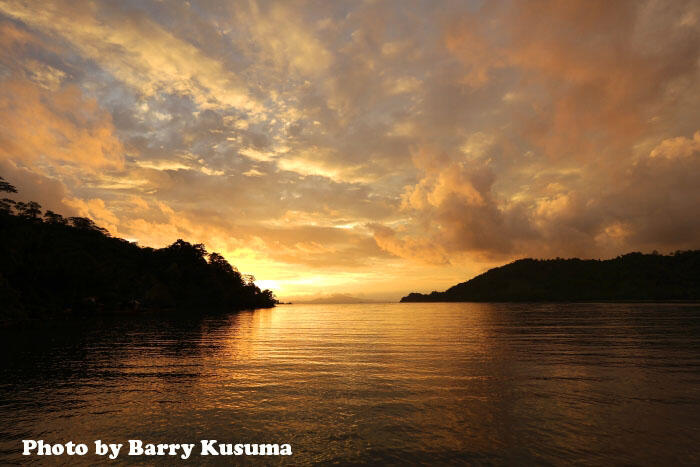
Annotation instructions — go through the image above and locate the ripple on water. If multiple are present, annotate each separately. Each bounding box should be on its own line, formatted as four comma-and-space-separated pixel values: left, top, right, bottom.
1, 303, 700, 465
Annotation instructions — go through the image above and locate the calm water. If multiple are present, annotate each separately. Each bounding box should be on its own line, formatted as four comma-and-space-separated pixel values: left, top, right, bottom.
1, 303, 700, 465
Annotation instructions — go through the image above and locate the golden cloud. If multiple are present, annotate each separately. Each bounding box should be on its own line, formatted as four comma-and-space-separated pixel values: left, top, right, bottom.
0, 79, 124, 170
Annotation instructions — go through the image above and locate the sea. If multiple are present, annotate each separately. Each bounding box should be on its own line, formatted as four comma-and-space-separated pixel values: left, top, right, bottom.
1, 303, 699, 465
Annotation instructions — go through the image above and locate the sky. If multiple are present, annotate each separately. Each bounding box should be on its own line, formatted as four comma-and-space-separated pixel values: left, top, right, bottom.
0, 0, 698, 301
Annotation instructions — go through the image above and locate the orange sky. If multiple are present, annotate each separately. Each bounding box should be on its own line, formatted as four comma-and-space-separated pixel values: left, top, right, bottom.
1, 0, 699, 301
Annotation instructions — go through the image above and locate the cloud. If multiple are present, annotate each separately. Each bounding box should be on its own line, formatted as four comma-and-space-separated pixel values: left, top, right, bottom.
366, 0, 699, 264
606, 131, 700, 249
0, 0, 260, 112
377, 130, 700, 262
0, 79, 124, 170
370, 223, 449, 265
445, 0, 700, 158
238, 1, 332, 77
0, 159, 77, 215
1, 0, 698, 298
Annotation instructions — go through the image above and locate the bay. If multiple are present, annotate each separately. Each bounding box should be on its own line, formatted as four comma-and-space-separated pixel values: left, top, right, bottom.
1, 303, 700, 465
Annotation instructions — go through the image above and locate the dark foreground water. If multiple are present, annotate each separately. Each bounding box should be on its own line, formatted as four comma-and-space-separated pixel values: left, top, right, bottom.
1, 303, 700, 465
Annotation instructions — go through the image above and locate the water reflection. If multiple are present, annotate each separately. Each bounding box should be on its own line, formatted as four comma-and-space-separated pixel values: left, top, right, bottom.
1, 303, 700, 465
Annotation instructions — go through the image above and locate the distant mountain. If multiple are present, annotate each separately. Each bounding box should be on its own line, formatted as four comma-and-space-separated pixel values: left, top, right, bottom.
297, 293, 373, 304
401, 251, 700, 303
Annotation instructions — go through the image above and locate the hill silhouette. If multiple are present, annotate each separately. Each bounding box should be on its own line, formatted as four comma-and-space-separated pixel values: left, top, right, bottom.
298, 293, 373, 304
0, 176, 276, 324
401, 252, 700, 303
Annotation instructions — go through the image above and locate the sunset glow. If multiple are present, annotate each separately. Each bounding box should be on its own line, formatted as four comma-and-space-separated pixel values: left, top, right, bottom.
1, 0, 698, 300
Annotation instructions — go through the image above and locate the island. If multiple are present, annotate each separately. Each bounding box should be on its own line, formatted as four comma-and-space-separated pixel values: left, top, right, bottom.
401, 252, 700, 303
1, 176, 276, 324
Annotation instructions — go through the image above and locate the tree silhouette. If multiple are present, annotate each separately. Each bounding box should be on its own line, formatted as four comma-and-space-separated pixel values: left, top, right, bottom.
0, 198, 16, 214
0, 176, 17, 193
0, 174, 277, 323
68, 216, 109, 235
209, 252, 238, 274
44, 210, 66, 224
14, 201, 27, 216
24, 201, 42, 219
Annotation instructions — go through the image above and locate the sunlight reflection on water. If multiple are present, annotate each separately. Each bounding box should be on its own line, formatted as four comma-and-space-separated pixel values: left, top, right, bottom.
1, 303, 700, 464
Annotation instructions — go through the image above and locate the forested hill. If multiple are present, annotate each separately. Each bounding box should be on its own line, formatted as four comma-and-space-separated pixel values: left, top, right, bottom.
401, 252, 700, 303
0, 176, 276, 324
